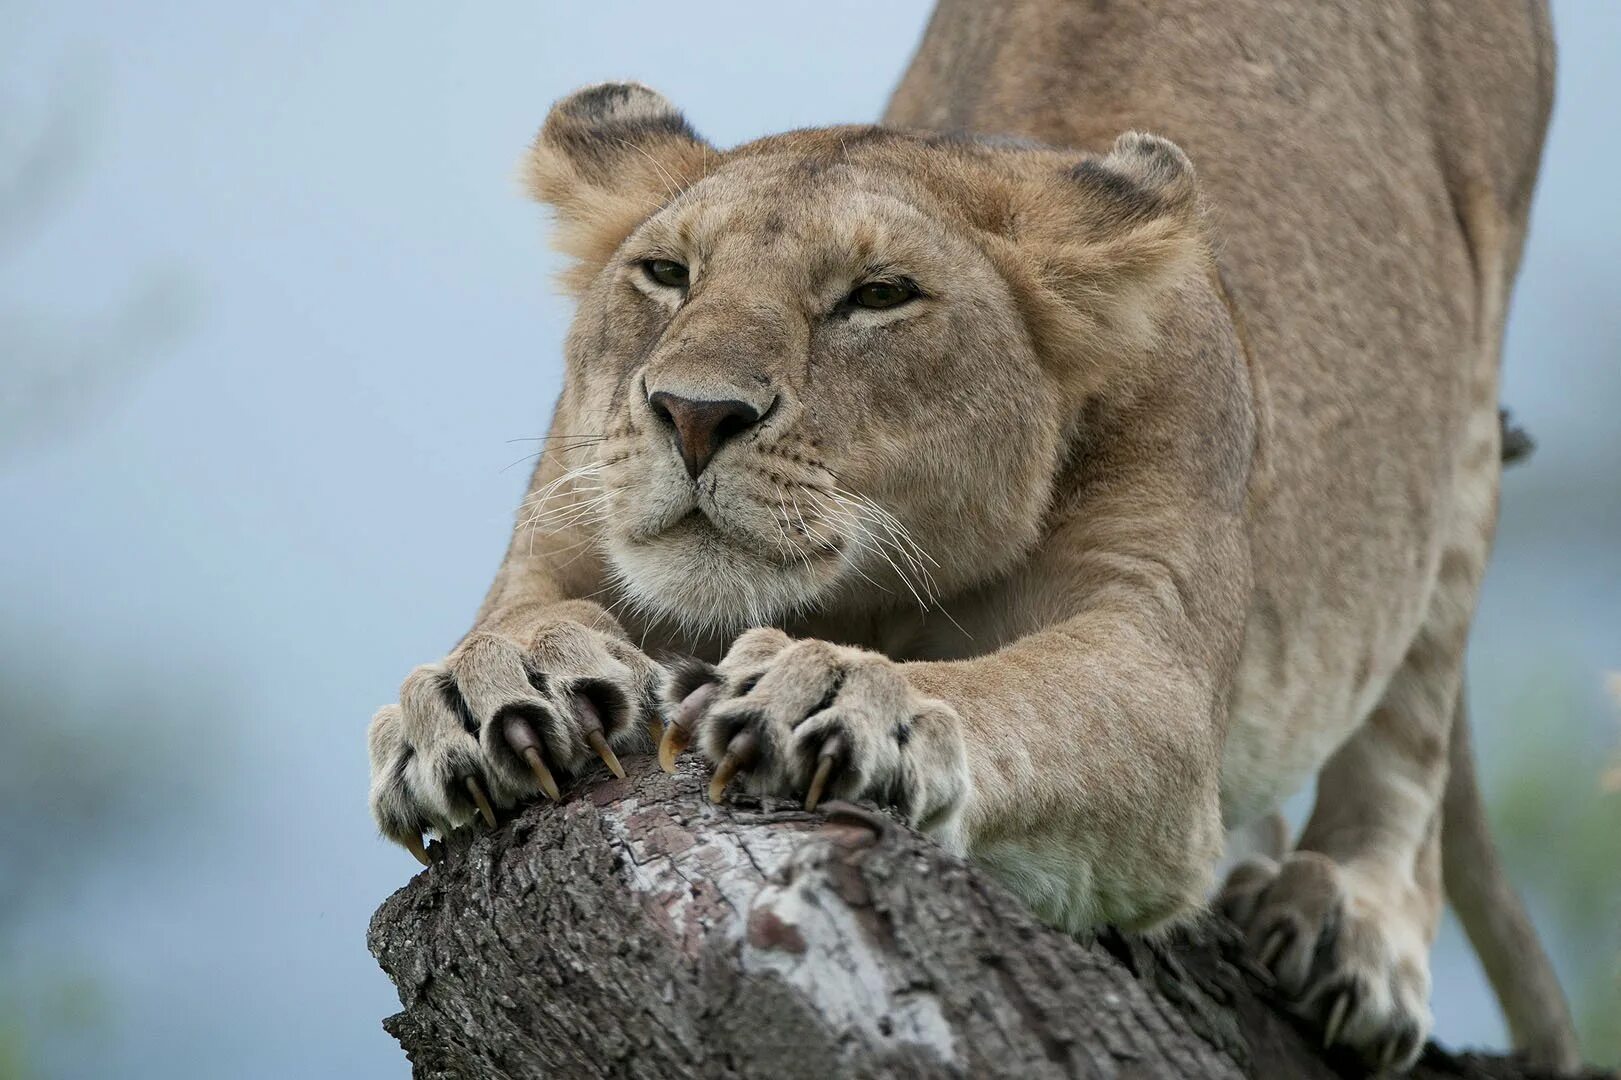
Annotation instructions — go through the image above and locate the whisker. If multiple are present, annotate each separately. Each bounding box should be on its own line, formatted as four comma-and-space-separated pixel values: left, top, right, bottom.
803, 483, 971, 639
788, 488, 840, 556
519, 459, 610, 555
524, 504, 609, 538
825, 491, 931, 582
505, 432, 609, 443
523, 462, 605, 508
521, 494, 610, 535
835, 499, 930, 586
832, 487, 941, 569
502, 450, 544, 474
551, 535, 606, 573
775, 492, 815, 574
501, 436, 612, 474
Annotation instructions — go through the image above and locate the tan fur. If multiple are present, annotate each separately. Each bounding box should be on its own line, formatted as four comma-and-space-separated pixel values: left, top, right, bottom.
368, 4, 1577, 1069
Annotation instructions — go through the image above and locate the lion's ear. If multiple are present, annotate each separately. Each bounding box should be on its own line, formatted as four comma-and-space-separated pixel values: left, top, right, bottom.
525, 82, 714, 293
1072, 131, 1200, 227
1005, 131, 1208, 375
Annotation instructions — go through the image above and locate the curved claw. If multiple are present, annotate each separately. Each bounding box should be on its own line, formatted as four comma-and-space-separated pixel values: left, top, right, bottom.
804, 733, 846, 811
660, 681, 719, 774
585, 729, 626, 779
521, 746, 561, 801
404, 834, 431, 867
658, 723, 692, 774
502, 711, 560, 801
463, 775, 498, 828
1322, 990, 1351, 1048
572, 695, 626, 779
708, 730, 759, 804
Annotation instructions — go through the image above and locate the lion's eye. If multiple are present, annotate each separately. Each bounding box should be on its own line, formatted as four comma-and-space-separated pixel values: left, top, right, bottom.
850, 280, 916, 310
643, 259, 690, 288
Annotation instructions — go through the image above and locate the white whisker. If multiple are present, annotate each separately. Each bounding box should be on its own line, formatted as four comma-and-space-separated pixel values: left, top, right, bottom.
802, 483, 970, 640
519, 459, 611, 555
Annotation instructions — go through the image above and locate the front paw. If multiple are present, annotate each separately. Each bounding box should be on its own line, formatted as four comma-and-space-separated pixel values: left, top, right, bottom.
367, 621, 666, 864
661, 629, 969, 838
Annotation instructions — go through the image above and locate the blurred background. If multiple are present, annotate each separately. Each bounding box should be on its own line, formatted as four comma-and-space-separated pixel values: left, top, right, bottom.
1, 1, 1616, 1076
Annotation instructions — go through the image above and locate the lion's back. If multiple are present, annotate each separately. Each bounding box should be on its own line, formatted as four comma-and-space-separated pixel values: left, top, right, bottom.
888, 0, 1554, 816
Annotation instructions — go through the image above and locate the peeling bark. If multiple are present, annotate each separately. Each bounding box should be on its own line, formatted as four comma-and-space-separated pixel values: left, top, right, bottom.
368, 758, 1596, 1079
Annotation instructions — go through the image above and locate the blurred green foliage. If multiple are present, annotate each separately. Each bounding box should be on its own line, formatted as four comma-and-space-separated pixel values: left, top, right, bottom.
0, 975, 107, 1080
1487, 666, 1621, 1065
0, 634, 205, 1080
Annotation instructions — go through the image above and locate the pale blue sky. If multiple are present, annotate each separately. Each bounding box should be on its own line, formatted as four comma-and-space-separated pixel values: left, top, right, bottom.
1, 3, 1616, 1076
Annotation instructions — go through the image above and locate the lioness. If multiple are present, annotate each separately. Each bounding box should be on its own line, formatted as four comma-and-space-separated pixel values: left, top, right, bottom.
368, 0, 1578, 1069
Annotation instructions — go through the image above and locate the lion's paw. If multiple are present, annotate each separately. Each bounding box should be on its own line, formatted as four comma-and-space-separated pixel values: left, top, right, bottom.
368, 622, 665, 863
660, 629, 969, 838
1219, 850, 1432, 1071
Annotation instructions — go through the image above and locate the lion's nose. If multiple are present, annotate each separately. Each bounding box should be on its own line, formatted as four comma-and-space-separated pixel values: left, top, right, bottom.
647, 390, 768, 479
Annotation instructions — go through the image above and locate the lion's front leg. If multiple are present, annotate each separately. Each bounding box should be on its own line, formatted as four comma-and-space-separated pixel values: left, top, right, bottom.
662, 628, 972, 848
667, 624, 1230, 935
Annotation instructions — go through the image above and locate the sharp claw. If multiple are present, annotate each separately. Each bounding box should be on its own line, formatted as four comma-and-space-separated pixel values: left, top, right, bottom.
404, 834, 431, 866
586, 729, 626, 779
805, 756, 837, 812
708, 730, 758, 804
570, 695, 627, 779
660, 681, 718, 773
658, 722, 691, 774
464, 775, 498, 828
647, 718, 666, 749
804, 733, 846, 811
1323, 991, 1351, 1049
520, 746, 561, 801
503, 711, 561, 801
1258, 927, 1288, 969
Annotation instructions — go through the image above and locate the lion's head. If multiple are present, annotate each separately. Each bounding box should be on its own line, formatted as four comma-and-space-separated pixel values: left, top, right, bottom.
524, 82, 1209, 637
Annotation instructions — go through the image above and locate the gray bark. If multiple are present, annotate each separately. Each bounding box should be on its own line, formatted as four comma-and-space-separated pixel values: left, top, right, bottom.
368, 757, 1595, 1079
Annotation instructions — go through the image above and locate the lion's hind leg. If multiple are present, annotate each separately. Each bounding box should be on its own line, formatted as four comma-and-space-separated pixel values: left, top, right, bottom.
1219, 615, 1464, 1071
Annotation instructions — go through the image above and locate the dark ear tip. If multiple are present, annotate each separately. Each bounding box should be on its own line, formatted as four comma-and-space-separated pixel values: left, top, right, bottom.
549, 80, 681, 128
1105, 130, 1196, 198
1110, 130, 1188, 163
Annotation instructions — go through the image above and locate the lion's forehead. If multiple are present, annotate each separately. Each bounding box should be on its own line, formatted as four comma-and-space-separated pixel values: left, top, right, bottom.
637, 173, 977, 290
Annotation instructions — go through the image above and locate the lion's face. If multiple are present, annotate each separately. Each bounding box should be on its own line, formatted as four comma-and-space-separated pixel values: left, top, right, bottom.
527, 84, 1203, 635
567, 154, 1058, 634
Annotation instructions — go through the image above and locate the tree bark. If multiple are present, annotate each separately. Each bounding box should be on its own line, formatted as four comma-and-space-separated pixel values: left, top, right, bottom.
368, 757, 1596, 1080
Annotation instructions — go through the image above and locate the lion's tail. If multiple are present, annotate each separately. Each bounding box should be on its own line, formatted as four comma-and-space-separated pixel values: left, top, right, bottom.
1441, 694, 1583, 1070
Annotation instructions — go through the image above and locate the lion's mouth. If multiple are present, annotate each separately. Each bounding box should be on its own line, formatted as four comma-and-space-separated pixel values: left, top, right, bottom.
631, 502, 841, 570
606, 492, 848, 634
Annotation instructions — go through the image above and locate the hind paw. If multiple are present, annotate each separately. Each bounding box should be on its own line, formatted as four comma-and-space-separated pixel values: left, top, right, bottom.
1219, 850, 1432, 1071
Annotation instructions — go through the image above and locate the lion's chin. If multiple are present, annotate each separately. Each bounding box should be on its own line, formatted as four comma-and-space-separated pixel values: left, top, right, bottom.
606, 515, 837, 637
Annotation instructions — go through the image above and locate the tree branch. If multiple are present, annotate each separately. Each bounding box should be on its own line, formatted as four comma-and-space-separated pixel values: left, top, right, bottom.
368, 758, 1595, 1079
